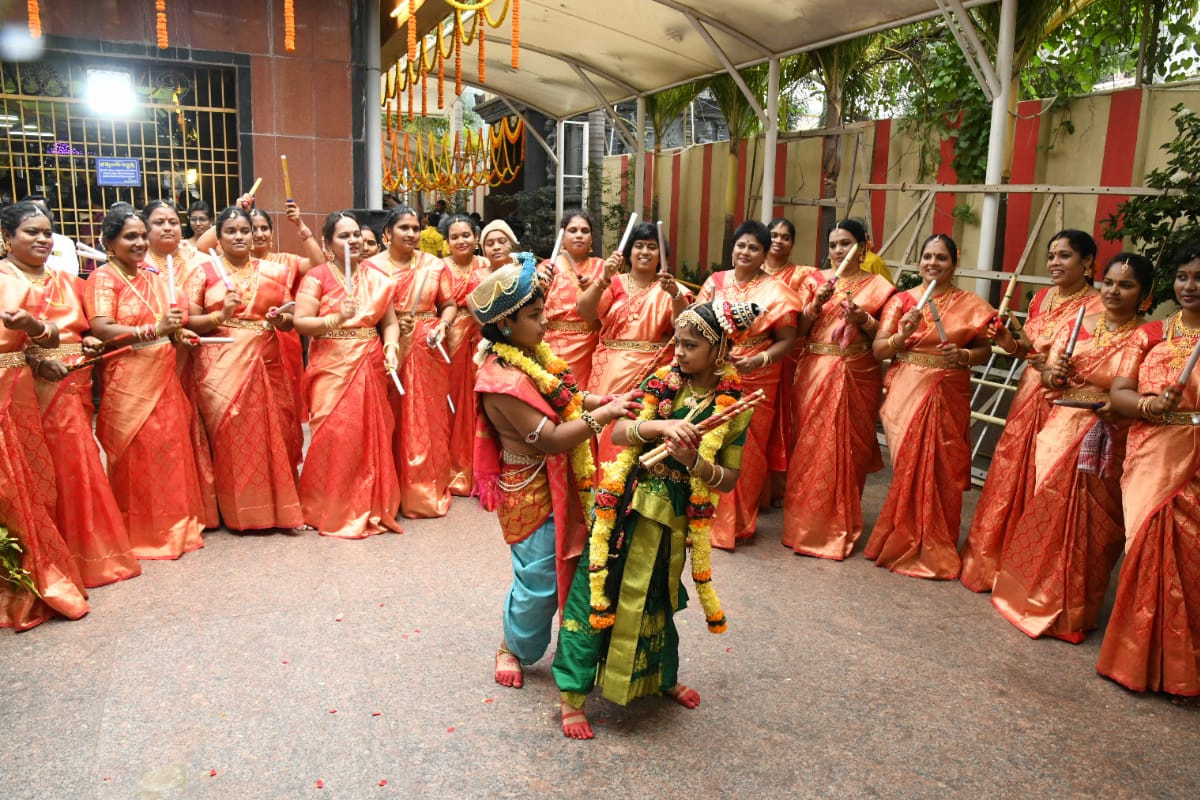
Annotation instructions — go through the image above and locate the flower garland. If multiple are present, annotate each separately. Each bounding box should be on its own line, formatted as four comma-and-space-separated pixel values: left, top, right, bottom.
489, 341, 596, 515
155, 0, 168, 49
588, 364, 739, 632
284, 0, 296, 52
27, 0, 41, 39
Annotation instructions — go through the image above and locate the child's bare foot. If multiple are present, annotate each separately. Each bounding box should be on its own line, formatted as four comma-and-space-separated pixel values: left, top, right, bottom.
666, 683, 700, 709
494, 645, 523, 689
561, 701, 594, 739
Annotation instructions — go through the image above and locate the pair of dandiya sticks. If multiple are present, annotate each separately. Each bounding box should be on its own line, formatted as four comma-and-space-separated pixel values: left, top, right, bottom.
546, 212, 673, 278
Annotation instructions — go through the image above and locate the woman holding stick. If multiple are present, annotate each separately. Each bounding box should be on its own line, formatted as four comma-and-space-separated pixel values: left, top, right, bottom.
184, 207, 303, 532
960, 230, 1101, 592
578, 221, 691, 463
991, 253, 1153, 642
0, 203, 90, 630
365, 205, 455, 519
553, 300, 759, 739
782, 219, 895, 560
1097, 241, 1200, 696
293, 212, 408, 538
696, 220, 800, 549
84, 204, 206, 560
866, 234, 997, 579
541, 210, 605, 389
441, 214, 490, 496
10, 201, 141, 587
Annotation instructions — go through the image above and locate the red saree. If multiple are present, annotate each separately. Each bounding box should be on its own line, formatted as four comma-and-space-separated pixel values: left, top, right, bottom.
444, 255, 487, 496
588, 274, 692, 464
192, 257, 303, 530
764, 263, 817, 473
475, 355, 589, 610
1097, 318, 1200, 695
992, 316, 1146, 641
390, 252, 453, 518
960, 288, 1102, 591
298, 264, 403, 538
30, 269, 140, 587
541, 254, 604, 389
865, 287, 994, 579
153, 249, 219, 528
0, 272, 89, 630
783, 271, 894, 559
697, 271, 801, 549
84, 264, 206, 559
260, 251, 308, 425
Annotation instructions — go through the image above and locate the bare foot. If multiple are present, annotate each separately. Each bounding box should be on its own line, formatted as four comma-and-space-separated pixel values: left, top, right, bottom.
666, 683, 700, 709
561, 701, 594, 739
494, 647, 523, 689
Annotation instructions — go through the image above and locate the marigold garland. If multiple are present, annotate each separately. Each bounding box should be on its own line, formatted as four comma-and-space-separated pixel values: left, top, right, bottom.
283, 0, 296, 52
587, 364, 739, 632
27, 0, 41, 39
454, 31, 463, 96
489, 341, 596, 518
407, 0, 417, 61
477, 24, 485, 83
511, 0, 520, 68
155, 0, 168, 49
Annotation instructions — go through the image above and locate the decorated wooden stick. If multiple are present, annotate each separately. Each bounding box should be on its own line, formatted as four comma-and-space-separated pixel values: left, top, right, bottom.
656, 220, 670, 275
616, 212, 639, 254
915, 280, 938, 311
1177, 334, 1200, 387
548, 228, 564, 268
166, 253, 177, 307
996, 271, 1021, 319
280, 155, 293, 202
209, 248, 235, 291
67, 345, 131, 372
388, 369, 406, 395
247, 177, 263, 198
927, 297, 948, 343
826, 244, 860, 285
639, 389, 766, 467
1064, 305, 1087, 358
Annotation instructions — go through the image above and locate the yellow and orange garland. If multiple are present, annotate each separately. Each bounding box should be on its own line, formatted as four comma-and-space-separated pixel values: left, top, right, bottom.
488, 341, 596, 518
587, 364, 738, 633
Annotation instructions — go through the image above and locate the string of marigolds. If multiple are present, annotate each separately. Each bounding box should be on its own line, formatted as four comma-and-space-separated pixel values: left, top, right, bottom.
383, 116, 525, 193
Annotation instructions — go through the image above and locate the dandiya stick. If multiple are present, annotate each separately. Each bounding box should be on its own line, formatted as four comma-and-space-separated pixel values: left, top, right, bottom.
546, 228, 565, 272
656, 220, 670, 275
388, 369, 406, 395
195, 337, 235, 344
1064, 305, 1087, 358
639, 389, 766, 467
996, 271, 1021, 319
446, 394, 456, 413
343, 241, 353, 293
616, 212, 639, 254
927, 296, 948, 343
915, 279, 937, 311
166, 253, 177, 307
247, 177, 263, 198
436, 340, 451, 364
209, 248, 234, 291
825, 244, 860, 285
280, 155, 293, 202
68, 344, 132, 371
77, 243, 107, 263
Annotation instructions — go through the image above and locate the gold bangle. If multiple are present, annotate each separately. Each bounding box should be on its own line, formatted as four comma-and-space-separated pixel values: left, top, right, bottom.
580, 410, 603, 436
628, 419, 647, 445
889, 333, 905, 351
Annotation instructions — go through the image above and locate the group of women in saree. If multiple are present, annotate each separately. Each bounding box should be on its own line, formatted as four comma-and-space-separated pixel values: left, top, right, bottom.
2, 191, 1197, 702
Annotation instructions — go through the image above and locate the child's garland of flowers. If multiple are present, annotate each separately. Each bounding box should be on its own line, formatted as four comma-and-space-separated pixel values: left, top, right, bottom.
588, 363, 739, 632
489, 341, 595, 515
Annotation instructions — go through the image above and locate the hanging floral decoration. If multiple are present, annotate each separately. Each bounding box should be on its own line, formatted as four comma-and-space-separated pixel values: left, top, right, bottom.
155, 0, 168, 49
383, 114, 524, 194
26, 0, 41, 39
284, 0, 296, 52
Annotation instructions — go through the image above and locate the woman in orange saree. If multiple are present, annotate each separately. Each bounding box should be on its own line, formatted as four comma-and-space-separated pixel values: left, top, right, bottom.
12, 204, 141, 588
783, 220, 895, 560
367, 205, 455, 519
184, 207, 303, 531
960, 230, 1101, 591
0, 202, 90, 629
294, 212, 406, 538
1097, 243, 1200, 696
143, 199, 219, 528
578, 221, 691, 464
540, 210, 604, 389
442, 214, 489, 496
867, 234, 998, 579
763, 218, 817, 503
992, 254, 1153, 642
696, 220, 800, 549
84, 205, 206, 560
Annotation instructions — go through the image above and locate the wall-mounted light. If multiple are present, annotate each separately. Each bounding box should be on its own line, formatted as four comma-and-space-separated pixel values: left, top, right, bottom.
86, 68, 136, 117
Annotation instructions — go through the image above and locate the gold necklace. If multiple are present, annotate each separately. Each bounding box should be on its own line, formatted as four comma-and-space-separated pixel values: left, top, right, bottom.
727, 271, 763, 301
4, 258, 48, 286
682, 380, 715, 411
1092, 311, 1139, 350
1046, 282, 1091, 313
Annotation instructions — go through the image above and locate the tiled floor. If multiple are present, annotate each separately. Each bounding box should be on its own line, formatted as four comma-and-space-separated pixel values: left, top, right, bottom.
2, 470, 1197, 799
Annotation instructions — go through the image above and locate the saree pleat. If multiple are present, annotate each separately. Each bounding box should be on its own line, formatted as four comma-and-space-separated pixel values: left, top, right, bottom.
541, 255, 603, 388
444, 256, 486, 496
764, 264, 817, 473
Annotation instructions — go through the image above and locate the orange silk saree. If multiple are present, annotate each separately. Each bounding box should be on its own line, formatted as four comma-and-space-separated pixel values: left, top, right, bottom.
764, 263, 817, 474
298, 263, 403, 538
783, 271, 894, 559
697, 271, 801, 549
540, 255, 603, 389
961, 288, 1102, 591
443, 255, 488, 496
192, 257, 303, 530
84, 264, 206, 559
865, 287, 994, 579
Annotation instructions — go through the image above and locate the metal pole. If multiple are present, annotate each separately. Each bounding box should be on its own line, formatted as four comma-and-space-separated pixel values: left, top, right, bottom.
555, 117, 565, 228
760, 57, 779, 224
633, 95, 646, 218
365, 0, 383, 208
975, 0, 1015, 293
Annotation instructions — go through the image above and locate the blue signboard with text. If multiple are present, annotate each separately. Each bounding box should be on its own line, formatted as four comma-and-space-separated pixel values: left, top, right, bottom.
95, 157, 142, 187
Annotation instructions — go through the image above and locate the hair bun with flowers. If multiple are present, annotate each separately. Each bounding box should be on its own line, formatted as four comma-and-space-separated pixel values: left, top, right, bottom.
716, 300, 762, 342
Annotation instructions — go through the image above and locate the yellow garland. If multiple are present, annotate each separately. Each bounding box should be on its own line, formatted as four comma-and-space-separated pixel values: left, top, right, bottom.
587, 365, 737, 632
490, 342, 596, 517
